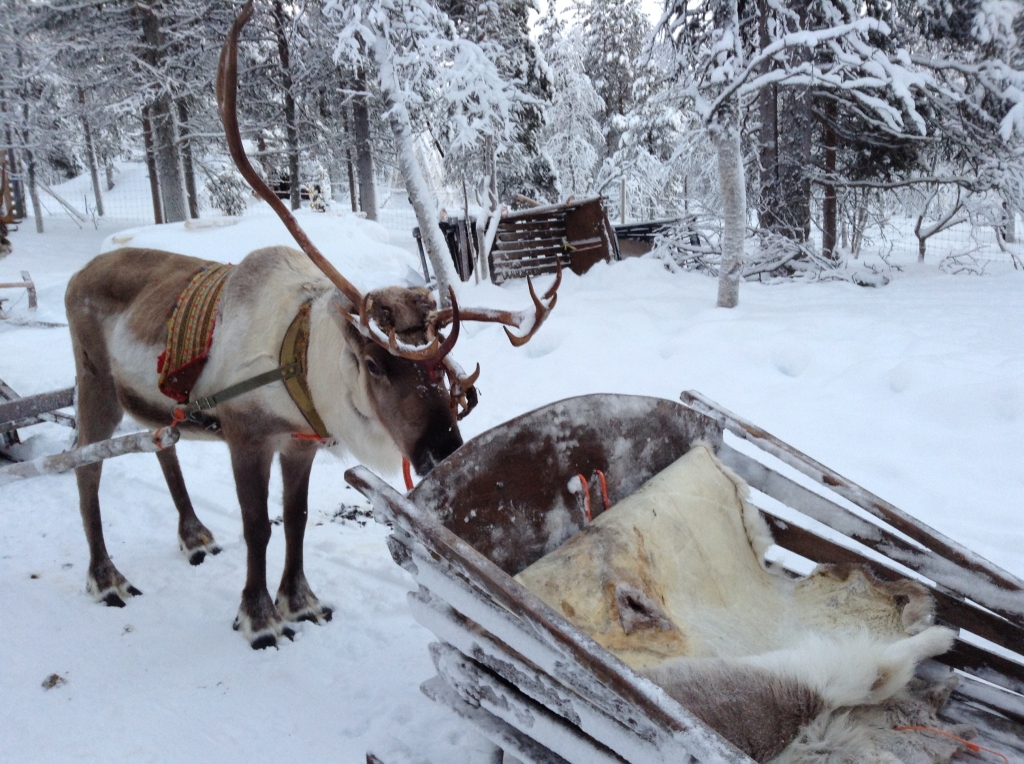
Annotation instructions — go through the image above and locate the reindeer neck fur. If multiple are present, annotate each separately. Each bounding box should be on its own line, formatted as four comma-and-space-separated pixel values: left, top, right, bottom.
197, 245, 402, 473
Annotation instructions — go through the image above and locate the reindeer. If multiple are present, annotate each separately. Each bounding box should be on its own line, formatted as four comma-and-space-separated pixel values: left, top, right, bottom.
63, 3, 560, 650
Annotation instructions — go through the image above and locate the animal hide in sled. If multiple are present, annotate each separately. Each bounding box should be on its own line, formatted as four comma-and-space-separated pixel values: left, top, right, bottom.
515, 445, 966, 763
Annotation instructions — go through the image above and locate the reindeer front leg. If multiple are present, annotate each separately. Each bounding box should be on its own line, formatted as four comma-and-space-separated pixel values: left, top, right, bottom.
276, 441, 332, 624
229, 439, 293, 649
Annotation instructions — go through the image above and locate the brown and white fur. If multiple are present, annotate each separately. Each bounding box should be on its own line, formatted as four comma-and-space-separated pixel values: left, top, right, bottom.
640, 626, 956, 762
65, 245, 463, 649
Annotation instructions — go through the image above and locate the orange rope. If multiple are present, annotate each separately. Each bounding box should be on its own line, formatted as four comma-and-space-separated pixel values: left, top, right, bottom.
894, 726, 1010, 763
403, 457, 414, 491
576, 473, 592, 522
595, 469, 610, 511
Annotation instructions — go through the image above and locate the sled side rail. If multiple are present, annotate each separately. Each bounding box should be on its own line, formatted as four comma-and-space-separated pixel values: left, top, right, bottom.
680, 390, 1024, 630
346, 465, 755, 764
0, 385, 75, 433
717, 444, 1024, 658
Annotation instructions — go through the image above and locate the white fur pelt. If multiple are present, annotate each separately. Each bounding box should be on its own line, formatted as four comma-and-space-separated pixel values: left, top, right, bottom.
640, 627, 958, 763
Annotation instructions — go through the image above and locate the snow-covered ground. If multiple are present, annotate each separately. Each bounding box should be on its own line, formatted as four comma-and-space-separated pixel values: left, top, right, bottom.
1, 173, 1022, 763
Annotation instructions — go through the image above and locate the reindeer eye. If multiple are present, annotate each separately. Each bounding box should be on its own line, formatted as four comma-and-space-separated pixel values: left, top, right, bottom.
364, 358, 383, 377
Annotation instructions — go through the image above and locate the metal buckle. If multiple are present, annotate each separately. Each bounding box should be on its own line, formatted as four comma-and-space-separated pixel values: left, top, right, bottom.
193, 396, 216, 411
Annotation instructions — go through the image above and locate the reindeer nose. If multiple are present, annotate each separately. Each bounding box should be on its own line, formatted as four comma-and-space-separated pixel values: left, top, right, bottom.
412, 424, 463, 476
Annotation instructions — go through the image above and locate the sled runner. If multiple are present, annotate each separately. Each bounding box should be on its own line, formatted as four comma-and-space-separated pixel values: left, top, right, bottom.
347, 392, 1024, 764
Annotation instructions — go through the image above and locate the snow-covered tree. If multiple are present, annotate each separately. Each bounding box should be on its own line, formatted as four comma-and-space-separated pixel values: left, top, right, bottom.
573, 0, 649, 161
328, 0, 523, 300
535, 7, 604, 198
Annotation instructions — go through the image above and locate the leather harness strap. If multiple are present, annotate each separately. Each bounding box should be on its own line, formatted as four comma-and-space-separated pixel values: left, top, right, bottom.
278, 301, 331, 439
177, 300, 332, 440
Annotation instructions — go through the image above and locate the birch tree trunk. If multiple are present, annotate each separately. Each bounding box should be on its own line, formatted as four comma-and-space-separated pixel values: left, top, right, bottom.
25, 148, 42, 233
78, 88, 104, 217
372, 36, 453, 304
176, 100, 199, 219
711, 114, 746, 308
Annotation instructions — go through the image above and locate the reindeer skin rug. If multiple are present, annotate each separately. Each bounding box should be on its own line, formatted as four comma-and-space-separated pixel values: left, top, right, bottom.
515, 445, 969, 763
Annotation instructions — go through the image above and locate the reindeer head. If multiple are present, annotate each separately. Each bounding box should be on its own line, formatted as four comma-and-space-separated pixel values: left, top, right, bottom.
217, 3, 558, 476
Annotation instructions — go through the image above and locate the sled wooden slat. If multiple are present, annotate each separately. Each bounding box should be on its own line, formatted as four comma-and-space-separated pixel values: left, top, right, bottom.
723, 446, 1024, 656
758, 512, 1024, 692
421, 676, 574, 764
682, 390, 1024, 630
0, 271, 36, 310
348, 392, 1024, 762
0, 386, 74, 433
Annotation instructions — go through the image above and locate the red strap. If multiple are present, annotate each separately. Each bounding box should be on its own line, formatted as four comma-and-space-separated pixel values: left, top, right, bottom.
894, 726, 1009, 763
403, 457, 414, 491
576, 473, 592, 523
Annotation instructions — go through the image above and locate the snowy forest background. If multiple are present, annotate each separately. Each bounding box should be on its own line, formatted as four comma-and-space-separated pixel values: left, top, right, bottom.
3, 0, 1024, 302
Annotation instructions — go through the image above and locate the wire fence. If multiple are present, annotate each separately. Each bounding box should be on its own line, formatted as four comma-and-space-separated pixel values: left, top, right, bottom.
15, 161, 1020, 274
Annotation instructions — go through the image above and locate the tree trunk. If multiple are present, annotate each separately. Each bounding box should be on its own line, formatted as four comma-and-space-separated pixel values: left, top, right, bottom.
776, 85, 813, 242
712, 115, 746, 308
25, 148, 42, 233
756, 0, 779, 232
176, 99, 199, 219
104, 154, 115, 192
346, 148, 358, 212
77, 88, 104, 217
141, 107, 163, 225
273, 0, 301, 212
822, 101, 837, 260
1003, 199, 1016, 243
352, 74, 377, 221
140, 5, 187, 223
372, 36, 452, 303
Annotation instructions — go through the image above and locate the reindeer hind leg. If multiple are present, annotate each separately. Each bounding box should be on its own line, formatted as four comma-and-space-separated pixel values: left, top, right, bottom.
155, 445, 221, 565
69, 328, 140, 607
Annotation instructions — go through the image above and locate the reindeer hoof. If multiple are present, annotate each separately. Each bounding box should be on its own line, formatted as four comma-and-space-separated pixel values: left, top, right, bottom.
276, 574, 331, 624
87, 561, 142, 607
235, 589, 292, 649
179, 527, 221, 567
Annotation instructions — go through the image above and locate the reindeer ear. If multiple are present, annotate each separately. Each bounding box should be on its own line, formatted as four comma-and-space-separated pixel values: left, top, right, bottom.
329, 289, 358, 336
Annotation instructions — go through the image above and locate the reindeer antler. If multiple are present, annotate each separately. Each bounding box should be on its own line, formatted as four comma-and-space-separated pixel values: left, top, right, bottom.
216, 2, 561, 422
433, 260, 562, 347
216, 0, 363, 309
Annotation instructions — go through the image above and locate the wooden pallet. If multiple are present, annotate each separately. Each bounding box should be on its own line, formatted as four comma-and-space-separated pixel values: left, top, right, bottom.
347, 392, 1024, 764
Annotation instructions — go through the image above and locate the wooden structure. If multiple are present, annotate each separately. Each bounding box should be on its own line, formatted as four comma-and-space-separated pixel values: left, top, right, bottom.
0, 271, 37, 314
416, 197, 621, 286
613, 218, 687, 258
347, 391, 1024, 763
0, 380, 75, 458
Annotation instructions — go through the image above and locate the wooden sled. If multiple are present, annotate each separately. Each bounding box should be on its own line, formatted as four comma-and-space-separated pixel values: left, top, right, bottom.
347, 392, 1024, 764
0, 379, 175, 481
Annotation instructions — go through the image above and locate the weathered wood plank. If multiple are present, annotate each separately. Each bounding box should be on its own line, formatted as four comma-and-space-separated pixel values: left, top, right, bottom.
430, 641, 630, 764
720, 445, 1024, 653
681, 390, 1024, 629
421, 676, 571, 764
759, 512, 1024, 685
0, 387, 75, 431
